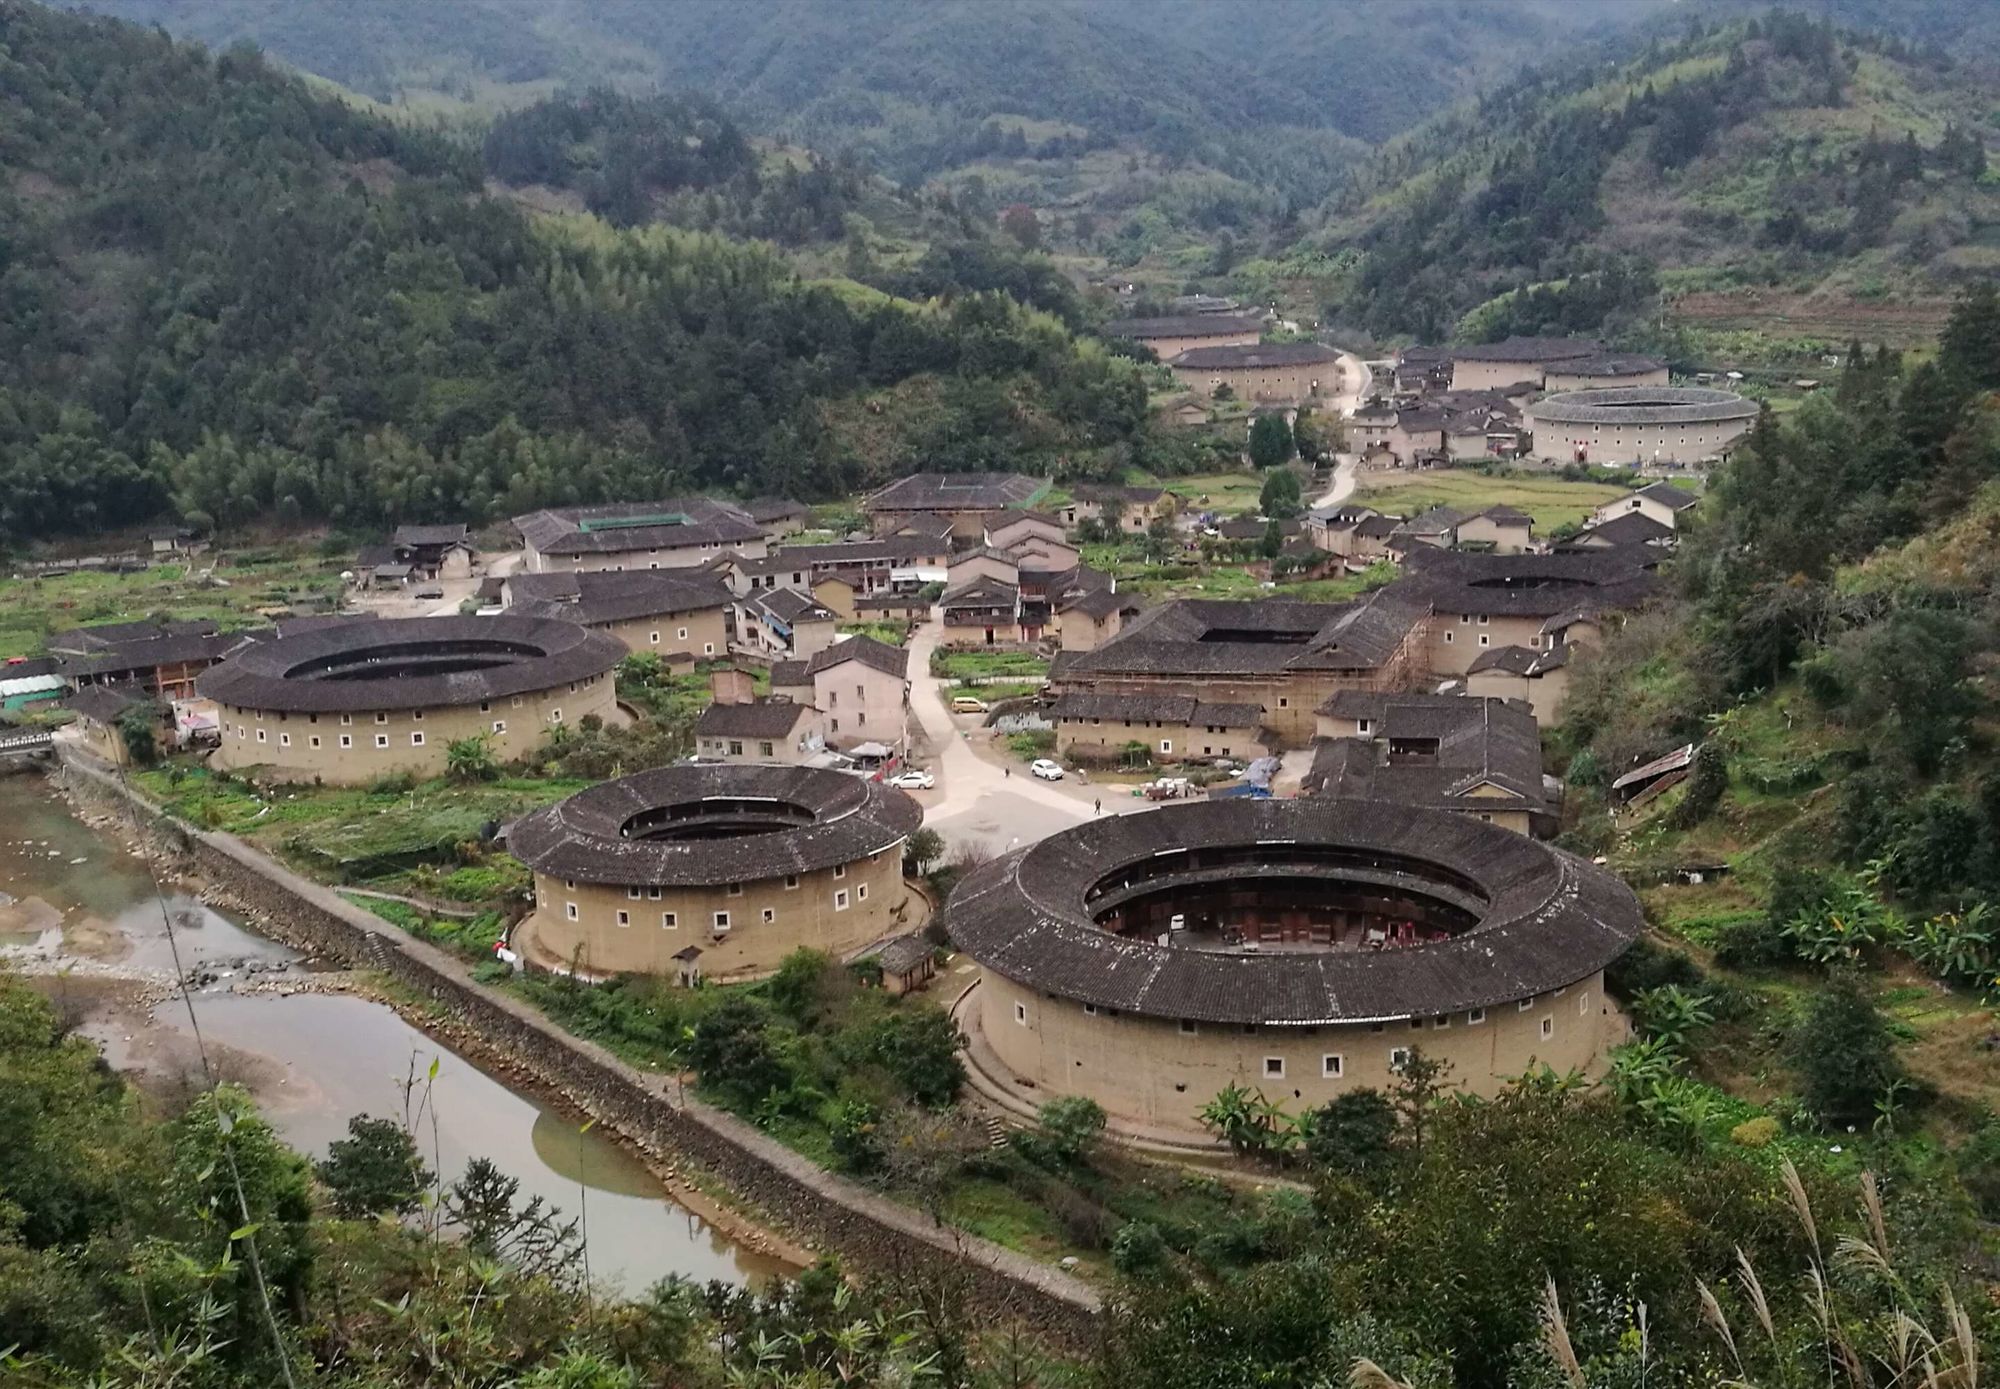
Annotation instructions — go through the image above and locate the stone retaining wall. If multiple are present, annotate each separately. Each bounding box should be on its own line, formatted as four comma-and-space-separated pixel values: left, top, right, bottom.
55, 757, 1102, 1346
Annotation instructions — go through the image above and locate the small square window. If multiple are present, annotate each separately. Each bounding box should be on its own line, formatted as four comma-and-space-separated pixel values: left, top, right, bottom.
1390, 1047, 1412, 1071
646, 886, 661, 900
661, 912, 677, 929
256, 729, 267, 743
678, 627, 689, 640
375, 734, 389, 748
278, 732, 290, 747
833, 863, 846, 880
492, 720, 507, 734
375, 712, 388, 724
340, 714, 352, 726
412, 708, 424, 720
1263, 1057, 1285, 1079
310, 736, 321, 749
727, 882, 743, 897
1432, 1015, 1451, 1030
411, 731, 425, 746
713, 911, 730, 932
1519, 996, 1535, 1011
1178, 1019, 1197, 1036
1468, 1008, 1487, 1025
761, 908, 775, 924
1082, 1002, 1098, 1017
785, 874, 799, 890
760, 741, 775, 757
616, 910, 630, 927
628, 887, 642, 900
649, 632, 660, 645
565, 902, 578, 921
857, 882, 868, 901
834, 889, 850, 911
1014, 1002, 1028, 1025
550, 709, 562, 723
340, 735, 353, 749
1322, 1054, 1344, 1078
1541, 1017, 1554, 1040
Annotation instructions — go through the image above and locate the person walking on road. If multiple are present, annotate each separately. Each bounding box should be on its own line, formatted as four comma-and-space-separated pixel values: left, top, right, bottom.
1094, 798, 1102, 815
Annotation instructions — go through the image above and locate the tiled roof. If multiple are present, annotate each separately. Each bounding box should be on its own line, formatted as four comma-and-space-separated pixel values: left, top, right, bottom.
1634, 480, 1701, 510
1171, 342, 1339, 370
63, 630, 258, 677
745, 497, 809, 524
775, 536, 947, 566
1473, 505, 1532, 524
693, 700, 815, 739
1573, 512, 1675, 547
513, 499, 763, 556
1049, 692, 1262, 727
1300, 696, 1549, 814
1385, 547, 1657, 620
507, 571, 732, 626
742, 587, 835, 626
1453, 336, 1602, 364
941, 576, 1019, 609
863, 472, 1042, 514
48, 618, 220, 655
1072, 483, 1168, 506
938, 799, 1641, 1024
1056, 591, 1424, 678
66, 683, 158, 725
1468, 643, 1572, 677
509, 765, 920, 887
392, 523, 469, 548
803, 634, 908, 680
197, 615, 623, 713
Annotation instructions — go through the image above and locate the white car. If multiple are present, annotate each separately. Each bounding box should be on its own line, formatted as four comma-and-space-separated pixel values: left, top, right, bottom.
1029, 758, 1065, 781
886, 769, 935, 790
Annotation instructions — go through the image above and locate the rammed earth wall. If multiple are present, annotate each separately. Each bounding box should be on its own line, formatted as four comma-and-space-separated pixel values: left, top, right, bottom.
55, 755, 1101, 1346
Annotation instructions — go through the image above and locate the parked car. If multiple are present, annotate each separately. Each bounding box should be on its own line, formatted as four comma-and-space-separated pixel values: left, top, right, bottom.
950, 696, 989, 714
1029, 758, 1065, 781
887, 769, 935, 790
414, 587, 445, 600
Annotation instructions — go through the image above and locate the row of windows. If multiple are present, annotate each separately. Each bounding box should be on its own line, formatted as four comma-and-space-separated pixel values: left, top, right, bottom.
240, 690, 573, 725
234, 717, 518, 747
568, 881, 869, 930
1032, 990, 1591, 1038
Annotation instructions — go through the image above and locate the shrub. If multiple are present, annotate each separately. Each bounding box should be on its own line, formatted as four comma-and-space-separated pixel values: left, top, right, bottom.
1031, 1096, 1106, 1166
1604, 937, 1705, 997
1713, 913, 1792, 968
1729, 1116, 1780, 1148
1790, 973, 1905, 1129
1960, 1119, 2000, 1220
1110, 1219, 1169, 1274
1303, 1090, 1397, 1175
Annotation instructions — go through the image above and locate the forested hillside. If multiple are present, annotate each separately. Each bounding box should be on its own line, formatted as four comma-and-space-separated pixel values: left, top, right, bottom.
1295, 13, 1998, 341
0, 2, 1153, 545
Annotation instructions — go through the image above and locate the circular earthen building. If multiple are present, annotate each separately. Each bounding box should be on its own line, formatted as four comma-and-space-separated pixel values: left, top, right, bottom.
941, 798, 1642, 1142
508, 764, 923, 983
1529, 385, 1759, 464
200, 615, 623, 783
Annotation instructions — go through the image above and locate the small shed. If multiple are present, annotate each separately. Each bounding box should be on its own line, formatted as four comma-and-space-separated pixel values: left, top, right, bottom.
672, 944, 704, 989
873, 934, 935, 995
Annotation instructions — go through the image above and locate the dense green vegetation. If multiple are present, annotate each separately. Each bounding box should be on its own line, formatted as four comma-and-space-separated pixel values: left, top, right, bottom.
0, 2, 1150, 545
1303, 14, 1999, 340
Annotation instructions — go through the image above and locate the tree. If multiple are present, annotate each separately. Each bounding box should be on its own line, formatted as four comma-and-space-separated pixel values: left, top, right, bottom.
875, 1103, 987, 1224
904, 826, 945, 875
1248, 414, 1295, 469
316, 1114, 431, 1218
1303, 1090, 1398, 1174
1032, 1095, 1106, 1165
1258, 466, 1303, 518
1790, 972, 1905, 1128
1669, 740, 1727, 827
1260, 518, 1284, 558
686, 998, 790, 1104
999, 204, 1041, 250
1388, 1045, 1450, 1154
443, 1157, 583, 1279
445, 733, 499, 782
117, 706, 160, 765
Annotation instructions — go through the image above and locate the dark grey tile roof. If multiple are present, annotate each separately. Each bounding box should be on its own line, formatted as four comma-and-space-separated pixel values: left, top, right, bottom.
1572, 512, 1675, 548
273, 613, 380, 638
863, 473, 1042, 514
197, 615, 623, 713
1059, 591, 1424, 678
1401, 506, 1465, 535
1556, 353, 1666, 378
1057, 586, 1131, 621
393, 523, 469, 548
1453, 336, 1603, 364
1049, 692, 1261, 727
1300, 697, 1548, 814
774, 535, 946, 566
745, 497, 809, 524
742, 587, 836, 627
1072, 483, 1168, 506
938, 798, 1641, 1024
1102, 314, 1265, 339
509, 765, 921, 887
1468, 643, 1572, 677
1172, 342, 1339, 369
65, 683, 158, 725
873, 933, 932, 976
693, 700, 815, 739
1634, 480, 1700, 510
48, 618, 220, 655
1473, 505, 1533, 524
63, 630, 258, 678
942, 576, 1020, 609
508, 571, 732, 626
854, 592, 930, 611
1384, 547, 1658, 620
803, 634, 908, 680
514, 499, 764, 556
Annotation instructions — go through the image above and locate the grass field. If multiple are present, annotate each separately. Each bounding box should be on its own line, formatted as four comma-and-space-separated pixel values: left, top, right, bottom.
1152, 471, 1266, 515
1352, 471, 1628, 532
0, 549, 346, 658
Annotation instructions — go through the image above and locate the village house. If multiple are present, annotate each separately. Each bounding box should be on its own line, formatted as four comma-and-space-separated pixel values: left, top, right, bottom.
390, 524, 474, 580
500, 570, 732, 659
692, 698, 827, 766
861, 472, 1045, 541
769, 635, 910, 753
147, 525, 206, 559
939, 575, 1026, 647
1308, 506, 1405, 567
1048, 691, 1264, 763
1349, 389, 1527, 468
733, 587, 840, 659
810, 574, 858, 619
1464, 641, 1577, 725
1382, 546, 1655, 678
852, 591, 932, 624
1543, 352, 1671, 392
1564, 510, 1677, 552
63, 684, 168, 766
1102, 314, 1264, 356
1054, 585, 1139, 652
50, 619, 255, 701
744, 497, 810, 542
1058, 484, 1176, 535
945, 546, 1021, 592
1048, 589, 1429, 747
1590, 480, 1700, 531
1454, 505, 1536, 554
514, 498, 768, 573
1169, 342, 1342, 405
1390, 506, 1463, 549
983, 510, 1068, 553
1303, 692, 1555, 837
1447, 337, 1608, 392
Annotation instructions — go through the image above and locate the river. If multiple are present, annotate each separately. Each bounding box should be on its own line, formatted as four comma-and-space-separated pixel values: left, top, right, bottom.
0, 775, 788, 1293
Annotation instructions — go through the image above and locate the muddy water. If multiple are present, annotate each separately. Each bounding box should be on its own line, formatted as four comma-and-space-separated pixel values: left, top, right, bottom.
0, 778, 786, 1291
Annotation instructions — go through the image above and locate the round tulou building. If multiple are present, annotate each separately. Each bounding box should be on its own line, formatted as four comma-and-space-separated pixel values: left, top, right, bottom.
1528, 385, 1759, 464
940, 798, 1642, 1143
507, 764, 923, 984
200, 615, 623, 783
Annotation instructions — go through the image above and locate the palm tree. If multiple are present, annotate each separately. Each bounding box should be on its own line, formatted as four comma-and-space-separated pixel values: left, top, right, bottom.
445, 733, 498, 783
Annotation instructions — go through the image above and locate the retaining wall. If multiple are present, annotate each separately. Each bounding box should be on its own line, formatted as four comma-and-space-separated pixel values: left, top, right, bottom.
55, 757, 1101, 1345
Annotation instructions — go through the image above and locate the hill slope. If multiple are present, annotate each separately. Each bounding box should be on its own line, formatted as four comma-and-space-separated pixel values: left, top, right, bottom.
0, 1, 1151, 543
1294, 13, 1998, 343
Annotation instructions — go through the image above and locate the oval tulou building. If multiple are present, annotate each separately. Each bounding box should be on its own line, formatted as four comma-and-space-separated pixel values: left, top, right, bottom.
507, 764, 922, 984
1529, 385, 1760, 464
200, 615, 623, 783
940, 798, 1642, 1143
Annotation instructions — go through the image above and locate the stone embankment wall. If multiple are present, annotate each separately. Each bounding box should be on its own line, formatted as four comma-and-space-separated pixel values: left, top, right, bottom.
56, 757, 1101, 1346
